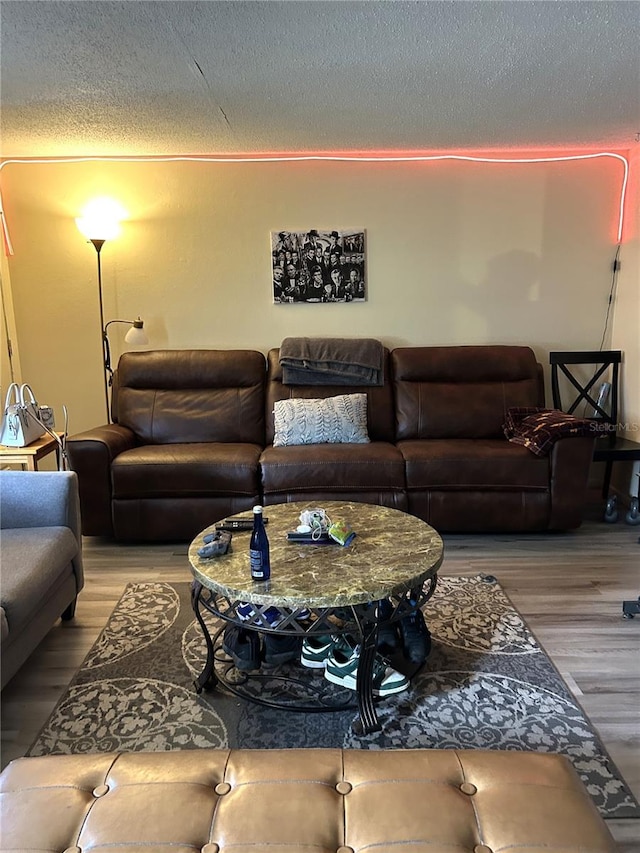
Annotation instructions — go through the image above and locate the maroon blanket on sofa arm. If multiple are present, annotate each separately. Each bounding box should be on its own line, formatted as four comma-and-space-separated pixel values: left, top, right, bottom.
503, 407, 594, 457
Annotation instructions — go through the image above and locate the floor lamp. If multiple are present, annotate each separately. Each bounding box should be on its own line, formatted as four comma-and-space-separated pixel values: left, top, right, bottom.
76, 202, 148, 423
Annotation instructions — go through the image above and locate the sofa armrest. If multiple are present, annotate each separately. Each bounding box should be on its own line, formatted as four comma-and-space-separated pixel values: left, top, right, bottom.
67, 425, 136, 536
0, 470, 80, 531
0, 470, 84, 591
548, 435, 596, 529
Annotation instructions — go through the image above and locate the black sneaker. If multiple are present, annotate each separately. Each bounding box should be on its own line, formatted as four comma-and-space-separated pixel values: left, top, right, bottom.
222, 625, 261, 671
376, 599, 400, 655
398, 606, 431, 666
262, 633, 302, 666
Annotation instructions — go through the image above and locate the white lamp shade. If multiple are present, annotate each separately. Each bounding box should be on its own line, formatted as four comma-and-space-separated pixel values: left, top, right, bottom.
124, 325, 149, 346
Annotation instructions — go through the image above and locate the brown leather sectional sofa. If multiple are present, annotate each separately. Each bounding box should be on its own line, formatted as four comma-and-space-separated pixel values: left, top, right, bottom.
67, 344, 595, 541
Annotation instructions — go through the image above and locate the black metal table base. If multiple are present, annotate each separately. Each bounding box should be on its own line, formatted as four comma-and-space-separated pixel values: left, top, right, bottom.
191, 577, 437, 734
192, 583, 218, 693
200, 626, 358, 713
353, 616, 381, 733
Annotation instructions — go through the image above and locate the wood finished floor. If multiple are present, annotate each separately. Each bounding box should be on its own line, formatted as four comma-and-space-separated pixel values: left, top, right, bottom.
1, 497, 639, 849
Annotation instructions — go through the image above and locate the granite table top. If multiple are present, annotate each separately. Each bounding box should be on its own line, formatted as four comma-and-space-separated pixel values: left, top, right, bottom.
189, 501, 444, 609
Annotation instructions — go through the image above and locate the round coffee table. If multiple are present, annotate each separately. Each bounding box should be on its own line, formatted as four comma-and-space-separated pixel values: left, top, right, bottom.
188, 500, 444, 734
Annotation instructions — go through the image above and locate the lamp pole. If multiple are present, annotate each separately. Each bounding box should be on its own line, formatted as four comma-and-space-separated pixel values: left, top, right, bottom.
77, 201, 147, 425
89, 238, 110, 422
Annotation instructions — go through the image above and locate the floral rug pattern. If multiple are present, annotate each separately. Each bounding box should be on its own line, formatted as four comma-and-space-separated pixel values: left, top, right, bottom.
28, 576, 639, 818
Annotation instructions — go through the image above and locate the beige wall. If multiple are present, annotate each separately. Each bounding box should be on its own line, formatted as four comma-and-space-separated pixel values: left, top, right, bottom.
611, 147, 640, 438
0, 154, 636, 440
608, 149, 640, 499
0, 252, 20, 393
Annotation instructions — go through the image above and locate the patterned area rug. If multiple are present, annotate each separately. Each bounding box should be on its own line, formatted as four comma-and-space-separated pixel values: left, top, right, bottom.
28, 576, 639, 819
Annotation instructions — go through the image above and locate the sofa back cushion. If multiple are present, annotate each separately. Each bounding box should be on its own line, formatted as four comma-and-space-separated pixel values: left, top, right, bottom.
114, 350, 266, 444
265, 348, 395, 444
392, 346, 544, 440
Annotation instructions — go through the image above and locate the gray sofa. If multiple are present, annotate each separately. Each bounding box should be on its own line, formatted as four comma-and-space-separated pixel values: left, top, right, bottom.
0, 471, 84, 689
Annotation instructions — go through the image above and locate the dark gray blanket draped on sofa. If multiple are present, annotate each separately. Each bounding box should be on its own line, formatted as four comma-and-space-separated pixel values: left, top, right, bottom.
279, 337, 384, 385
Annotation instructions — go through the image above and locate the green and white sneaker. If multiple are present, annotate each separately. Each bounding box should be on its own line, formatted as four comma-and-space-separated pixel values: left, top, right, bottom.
300, 634, 352, 669
324, 645, 409, 697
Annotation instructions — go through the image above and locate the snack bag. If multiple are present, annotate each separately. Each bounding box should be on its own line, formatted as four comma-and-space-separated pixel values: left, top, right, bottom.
328, 519, 356, 546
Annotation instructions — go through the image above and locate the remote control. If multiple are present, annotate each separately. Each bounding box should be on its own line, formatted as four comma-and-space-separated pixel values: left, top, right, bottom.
286, 531, 334, 544
216, 517, 268, 532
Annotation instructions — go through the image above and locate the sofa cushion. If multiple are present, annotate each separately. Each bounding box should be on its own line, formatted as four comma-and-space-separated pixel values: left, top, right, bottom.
392, 346, 543, 440
0, 528, 77, 635
266, 348, 396, 444
112, 443, 263, 498
398, 438, 549, 490
273, 394, 370, 447
260, 442, 405, 494
114, 350, 266, 445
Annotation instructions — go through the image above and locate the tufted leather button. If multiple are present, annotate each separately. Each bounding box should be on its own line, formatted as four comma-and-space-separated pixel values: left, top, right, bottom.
474, 846, 493, 853
92, 784, 109, 798
337, 848, 354, 853
460, 782, 477, 795
214, 782, 231, 796
202, 845, 219, 853
336, 781, 352, 795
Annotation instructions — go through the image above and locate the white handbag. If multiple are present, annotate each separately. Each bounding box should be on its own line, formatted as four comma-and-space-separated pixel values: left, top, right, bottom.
0, 383, 47, 447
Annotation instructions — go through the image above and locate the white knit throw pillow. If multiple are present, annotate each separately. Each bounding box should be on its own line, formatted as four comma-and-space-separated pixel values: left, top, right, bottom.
273, 394, 370, 446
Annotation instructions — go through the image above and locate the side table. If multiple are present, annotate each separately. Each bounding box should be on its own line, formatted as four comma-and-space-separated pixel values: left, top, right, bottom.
0, 433, 62, 471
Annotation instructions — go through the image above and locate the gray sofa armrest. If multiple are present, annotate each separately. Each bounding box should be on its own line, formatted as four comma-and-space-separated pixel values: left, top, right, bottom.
0, 470, 84, 588
1, 471, 79, 530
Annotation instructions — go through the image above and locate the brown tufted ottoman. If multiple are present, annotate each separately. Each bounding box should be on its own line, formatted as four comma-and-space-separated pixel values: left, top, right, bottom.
0, 748, 615, 852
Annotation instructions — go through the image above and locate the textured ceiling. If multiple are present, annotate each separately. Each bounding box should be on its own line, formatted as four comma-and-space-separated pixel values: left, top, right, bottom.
1, 0, 639, 157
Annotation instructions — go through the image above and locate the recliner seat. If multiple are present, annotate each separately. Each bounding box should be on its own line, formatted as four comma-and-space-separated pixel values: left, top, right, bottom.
259, 348, 407, 511
68, 350, 265, 541
392, 346, 595, 531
